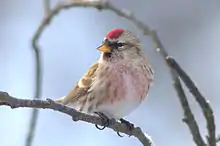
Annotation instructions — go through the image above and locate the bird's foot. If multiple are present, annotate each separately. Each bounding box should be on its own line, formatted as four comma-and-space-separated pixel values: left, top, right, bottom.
95, 112, 110, 130
117, 118, 134, 137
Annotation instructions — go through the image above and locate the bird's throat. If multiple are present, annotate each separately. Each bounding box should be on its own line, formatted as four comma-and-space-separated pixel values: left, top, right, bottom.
103, 52, 112, 58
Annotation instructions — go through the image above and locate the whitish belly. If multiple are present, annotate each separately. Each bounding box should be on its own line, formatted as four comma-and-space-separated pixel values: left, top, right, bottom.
96, 70, 150, 119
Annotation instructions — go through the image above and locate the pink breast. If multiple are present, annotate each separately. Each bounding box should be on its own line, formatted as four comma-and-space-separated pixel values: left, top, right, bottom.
106, 65, 150, 102
128, 68, 150, 99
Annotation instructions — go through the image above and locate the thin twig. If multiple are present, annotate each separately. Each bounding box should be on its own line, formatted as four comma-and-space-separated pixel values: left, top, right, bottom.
166, 57, 216, 146
44, 0, 51, 17
28, 0, 152, 44
152, 30, 206, 145
0, 91, 153, 146
25, 0, 51, 146
171, 70, 205, 146
150, 30, 216, 146
216, 135, 220, 143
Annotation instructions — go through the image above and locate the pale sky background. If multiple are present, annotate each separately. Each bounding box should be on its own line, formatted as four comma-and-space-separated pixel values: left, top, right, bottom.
0, 0, 220, 146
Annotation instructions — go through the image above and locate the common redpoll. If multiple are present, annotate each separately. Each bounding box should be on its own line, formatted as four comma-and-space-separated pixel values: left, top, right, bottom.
55, 28, 154, 132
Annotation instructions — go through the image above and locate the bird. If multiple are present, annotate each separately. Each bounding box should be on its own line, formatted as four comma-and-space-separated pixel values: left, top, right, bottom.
54, 28, 154, 133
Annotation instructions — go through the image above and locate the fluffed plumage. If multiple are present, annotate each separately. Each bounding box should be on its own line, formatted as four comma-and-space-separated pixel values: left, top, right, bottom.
55, 28, 154, 120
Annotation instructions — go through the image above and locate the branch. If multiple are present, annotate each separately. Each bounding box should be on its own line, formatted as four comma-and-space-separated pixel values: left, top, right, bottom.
151, 30, 217, 146
43, 0, 51, 17
152, 31, 206, 144
171, 70, 206, 146
30, 0, 152, 43
150, 31, 206, 146
0, 91, 153, 146
216, 135, 220, 143
24, 0, 217, 145
166, 57, 216, 146
151, 29, 216, 146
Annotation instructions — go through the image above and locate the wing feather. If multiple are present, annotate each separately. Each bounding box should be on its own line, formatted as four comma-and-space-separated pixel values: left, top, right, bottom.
55, 62, 99, 105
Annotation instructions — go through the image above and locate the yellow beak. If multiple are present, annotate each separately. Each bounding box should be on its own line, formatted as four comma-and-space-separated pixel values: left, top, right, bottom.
97, 44, 111, 53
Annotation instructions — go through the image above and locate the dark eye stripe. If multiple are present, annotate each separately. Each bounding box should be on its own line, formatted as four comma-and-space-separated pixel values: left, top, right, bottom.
108, 42, 125, 49
117, 42, 125, 47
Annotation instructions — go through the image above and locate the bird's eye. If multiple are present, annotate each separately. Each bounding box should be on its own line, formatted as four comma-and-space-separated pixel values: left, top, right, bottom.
117, 42, 125, 47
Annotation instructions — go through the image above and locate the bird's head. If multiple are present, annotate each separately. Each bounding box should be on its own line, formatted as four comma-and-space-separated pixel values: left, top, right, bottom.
97, 28, 144, 63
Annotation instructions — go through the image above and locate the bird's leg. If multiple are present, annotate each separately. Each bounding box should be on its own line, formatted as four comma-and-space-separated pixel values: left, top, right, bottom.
94, 112, 110, 130
117, 118, 134, 137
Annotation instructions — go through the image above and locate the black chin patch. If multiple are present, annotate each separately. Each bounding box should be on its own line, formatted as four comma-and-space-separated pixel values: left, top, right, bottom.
103, 52, 112, 58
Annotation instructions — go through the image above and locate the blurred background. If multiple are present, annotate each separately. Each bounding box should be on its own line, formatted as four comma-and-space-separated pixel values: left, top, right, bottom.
0, 0, 220, 146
